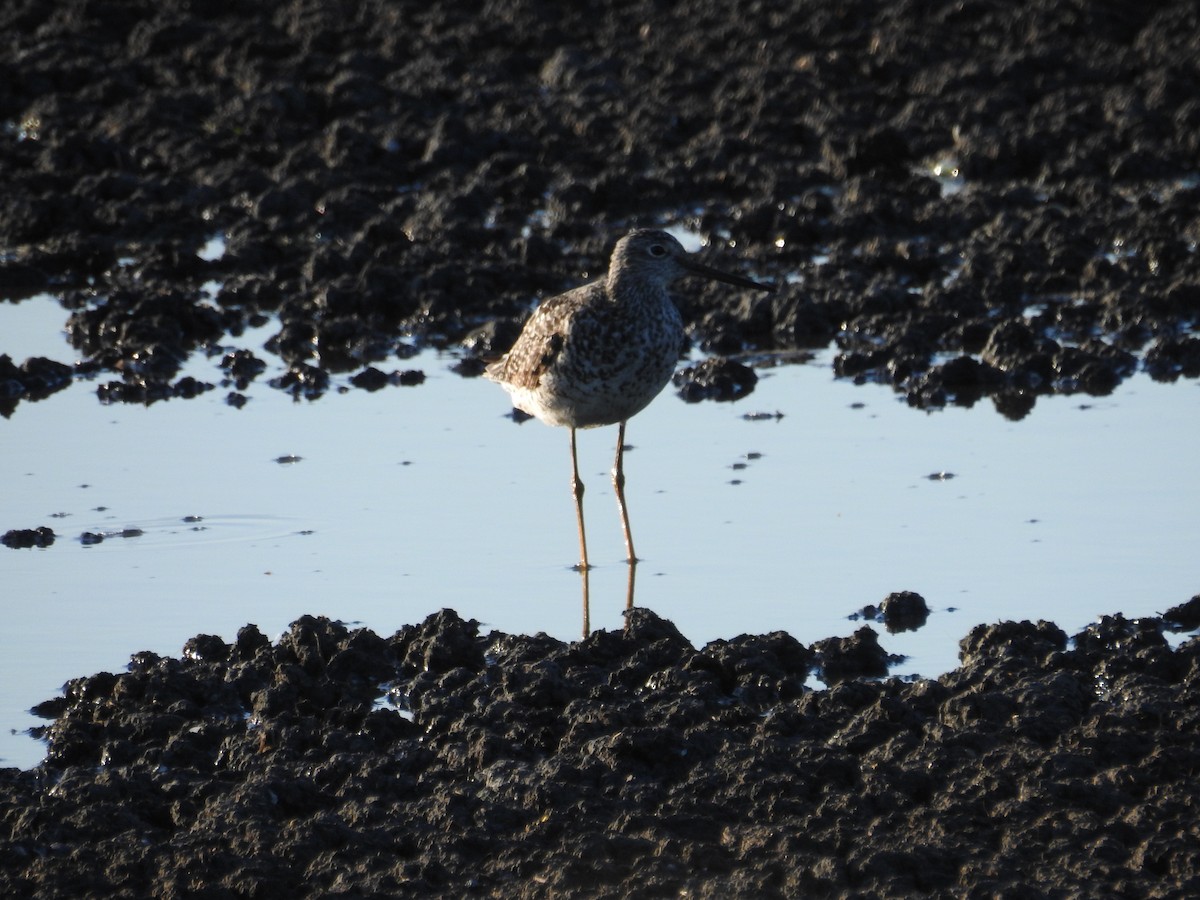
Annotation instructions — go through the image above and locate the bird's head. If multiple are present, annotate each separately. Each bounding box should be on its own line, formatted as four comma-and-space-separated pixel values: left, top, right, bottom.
609, 229, 773, 293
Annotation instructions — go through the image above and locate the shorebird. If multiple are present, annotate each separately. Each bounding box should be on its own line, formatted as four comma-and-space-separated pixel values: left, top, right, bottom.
485, 229, 773, 606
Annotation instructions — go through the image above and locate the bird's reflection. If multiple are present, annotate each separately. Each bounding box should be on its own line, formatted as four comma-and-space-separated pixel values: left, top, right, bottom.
578, 557, 638, 638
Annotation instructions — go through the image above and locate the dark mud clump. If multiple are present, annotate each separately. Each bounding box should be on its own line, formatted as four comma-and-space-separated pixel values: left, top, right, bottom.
1165, 594, 1200, 631
0, 526, 55, 549
674, 356, 758, 403
853, 590, 933, 634
1, 0, 1198, 417
2, 608, 1198, 897
812, 626, 899, 683
0, 355, 73, 418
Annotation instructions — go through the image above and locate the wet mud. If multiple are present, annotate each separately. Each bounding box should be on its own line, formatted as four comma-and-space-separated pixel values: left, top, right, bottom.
2, 0, 1198, 419
3, 608, 1199, 897
3, 0, 1200, 895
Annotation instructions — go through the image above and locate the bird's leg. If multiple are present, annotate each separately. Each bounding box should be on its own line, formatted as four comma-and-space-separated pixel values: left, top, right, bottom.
570, 428, 591, 637
570, 427, 590, 573
612, 421, 638, 564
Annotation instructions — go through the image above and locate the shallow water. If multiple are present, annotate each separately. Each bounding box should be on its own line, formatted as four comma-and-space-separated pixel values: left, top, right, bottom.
2, 295, 1198, 768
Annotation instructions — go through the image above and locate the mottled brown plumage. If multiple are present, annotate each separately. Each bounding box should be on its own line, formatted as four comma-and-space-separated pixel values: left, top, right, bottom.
486, 229, 772, 623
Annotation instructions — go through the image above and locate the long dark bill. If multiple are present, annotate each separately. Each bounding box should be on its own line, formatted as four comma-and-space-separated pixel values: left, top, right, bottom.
681, 257, 774, 292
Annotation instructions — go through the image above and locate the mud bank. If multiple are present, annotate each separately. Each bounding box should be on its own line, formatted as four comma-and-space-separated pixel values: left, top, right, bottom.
2, 0, 1199, 418
2, 607, 1198, 897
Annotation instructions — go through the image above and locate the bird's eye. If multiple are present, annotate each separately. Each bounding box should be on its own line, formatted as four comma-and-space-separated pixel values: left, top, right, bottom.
648, 244, 667, 257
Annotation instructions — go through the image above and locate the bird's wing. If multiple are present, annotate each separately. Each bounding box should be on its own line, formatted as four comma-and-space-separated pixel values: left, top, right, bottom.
488, 283, 599, 389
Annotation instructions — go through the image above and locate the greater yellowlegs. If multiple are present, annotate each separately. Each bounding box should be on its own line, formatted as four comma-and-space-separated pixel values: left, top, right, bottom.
485, 229, 773, 621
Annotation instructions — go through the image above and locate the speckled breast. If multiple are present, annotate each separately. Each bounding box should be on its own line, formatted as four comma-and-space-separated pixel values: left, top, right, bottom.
537, 299, 684, 429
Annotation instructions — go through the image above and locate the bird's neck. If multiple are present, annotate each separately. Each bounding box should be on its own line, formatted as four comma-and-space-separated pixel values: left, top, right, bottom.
606, 269, 666, 307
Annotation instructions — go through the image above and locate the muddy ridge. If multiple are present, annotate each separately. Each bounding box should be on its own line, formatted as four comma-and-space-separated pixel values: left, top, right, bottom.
2, 0, 1198, 418
1, 607, 1198, 897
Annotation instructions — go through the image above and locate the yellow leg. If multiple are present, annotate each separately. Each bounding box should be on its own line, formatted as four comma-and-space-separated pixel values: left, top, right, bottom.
570, 427, 591, 637
571, 427, 589, 572
612, 421, 637, 564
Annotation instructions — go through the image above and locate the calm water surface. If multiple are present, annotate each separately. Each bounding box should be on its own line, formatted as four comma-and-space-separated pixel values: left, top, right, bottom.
2, 295, 1198, 768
